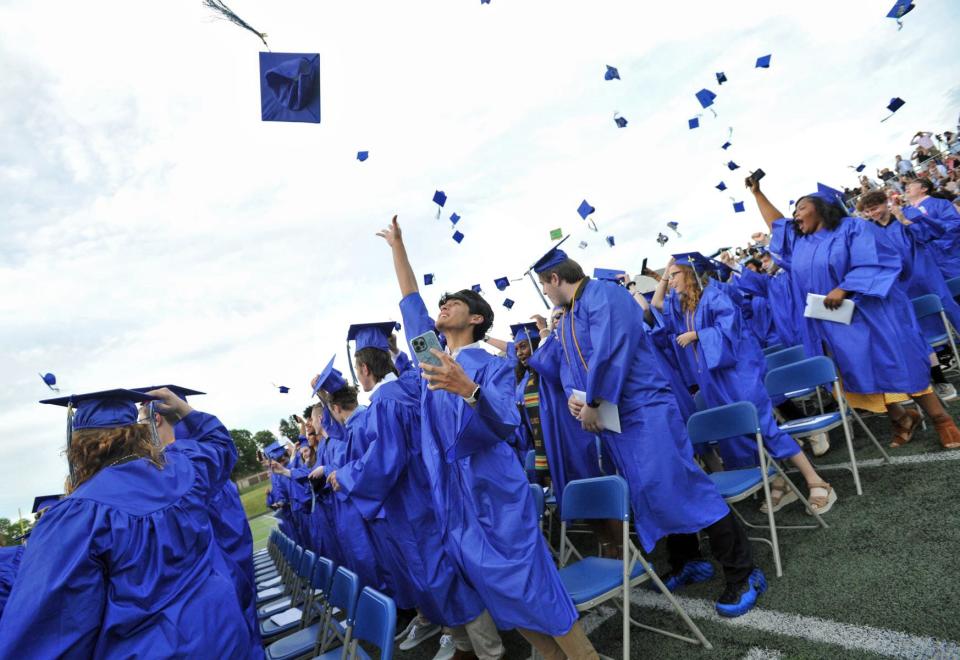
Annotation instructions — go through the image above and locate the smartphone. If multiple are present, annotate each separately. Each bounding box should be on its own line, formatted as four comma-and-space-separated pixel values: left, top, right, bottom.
256, 449, 265, 462
747, 168, 766, 185
411, 330, 444, 368
641, 257, 648, 274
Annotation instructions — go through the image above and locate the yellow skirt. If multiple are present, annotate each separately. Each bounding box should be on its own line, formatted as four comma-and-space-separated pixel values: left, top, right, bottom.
839, 386, 933, 414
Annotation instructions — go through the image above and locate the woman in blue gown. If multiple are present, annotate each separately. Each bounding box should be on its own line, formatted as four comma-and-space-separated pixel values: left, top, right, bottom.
749, 177, 960, 450
903, 178, 960, 280
653, 258, 837, 514
0, 387, 256, 658
0, 545, 23, 621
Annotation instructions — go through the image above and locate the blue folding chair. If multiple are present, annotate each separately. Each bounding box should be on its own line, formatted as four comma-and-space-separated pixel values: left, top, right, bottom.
766, 356, 889, 496
912, 294, 960, 374
342, 587, 397, 660
946, 276, 960, 300
687, 402, 827, 578
557, 476, 711, 658
764, 345, 806, 372
260, 551, 319, 641
258, 545, 304, 606
761, 343, 786, 356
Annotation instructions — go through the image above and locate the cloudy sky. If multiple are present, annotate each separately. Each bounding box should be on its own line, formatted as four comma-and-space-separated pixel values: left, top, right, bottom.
1, 0, 958, 519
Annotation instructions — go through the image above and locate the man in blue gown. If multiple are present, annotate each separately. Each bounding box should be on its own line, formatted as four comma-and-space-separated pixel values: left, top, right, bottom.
378, 216, 599, 659
533, 246, 766, 617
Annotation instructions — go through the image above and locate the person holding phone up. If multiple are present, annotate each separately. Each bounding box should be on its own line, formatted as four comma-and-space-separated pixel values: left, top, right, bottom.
378, 216, 599, 660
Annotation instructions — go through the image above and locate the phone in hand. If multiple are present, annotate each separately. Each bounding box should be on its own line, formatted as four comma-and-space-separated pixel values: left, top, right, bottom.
747, 168, 766, 185
256, 449, 265, 462
411, 330, 444, 368
641, 257, 648, 275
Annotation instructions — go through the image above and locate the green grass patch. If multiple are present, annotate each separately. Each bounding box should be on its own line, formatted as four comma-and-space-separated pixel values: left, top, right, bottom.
248, 514, 278, 552
240, 480, 270, 519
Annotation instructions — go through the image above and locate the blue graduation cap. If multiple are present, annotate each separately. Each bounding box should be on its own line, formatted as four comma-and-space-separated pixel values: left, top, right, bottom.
424, 273, 435, 285
452, 230, 465, 244
503, 298, 515, 309
695, 88, 716, 109
721, 141, 732, 150
277, 385, 290, 394
886, 0, 914, 28
716, 72, 727, 85
614, 115, 628, 128
494, 277, 510, 291
532, 244, 569, 274
131, 385, 205, 402
811, 182, 847, 210
727, 161, 740, 170
593, 268, 626, 282
733, 201, 745, 213
39, 372, 59, 392
471, 284, 483, 293
577, 200, 595, 220
347, 321, 396, 353
666, 221, 681, 236
433, 190, 447, 207
882, 97, 905, 122
450, 213, 461, 225
312, 355, 347, 397
755, 54, 772, 68
259, 52, 321, 123
357, 151, 369, 162
481, 0, 491, 4
604, 65, 620, 81
578, 241, 588, 249
656, 233, 669, 247
264, 441, 287, 461
605, 236, 615, 247
709, 258, 734, 281
672, 251, 711, 269
40, 389, 159, 430
688, 117, 700, 130
32, 494, 62, 514
510, 322, 540, 347
716, 181, 728, 191
852, 163, 866, 172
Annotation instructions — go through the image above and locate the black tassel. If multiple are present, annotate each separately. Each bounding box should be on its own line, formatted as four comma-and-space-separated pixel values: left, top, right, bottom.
203, 0, 269, 49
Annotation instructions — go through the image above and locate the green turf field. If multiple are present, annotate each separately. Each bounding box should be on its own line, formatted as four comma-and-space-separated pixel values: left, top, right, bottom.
248, 513, 278, 552
240, 479, 270, 519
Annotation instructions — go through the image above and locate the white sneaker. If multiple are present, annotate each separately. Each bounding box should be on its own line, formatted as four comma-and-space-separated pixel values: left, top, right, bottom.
809, 432, 830, 457
394, 616, 417, 642
431, 634, 456, 660
935, 382, 957, 402
399, 622, 442, 651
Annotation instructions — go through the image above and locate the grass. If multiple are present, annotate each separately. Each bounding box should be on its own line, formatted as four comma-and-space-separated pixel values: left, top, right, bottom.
240, 480, 270, 519
249, 513, 278, 552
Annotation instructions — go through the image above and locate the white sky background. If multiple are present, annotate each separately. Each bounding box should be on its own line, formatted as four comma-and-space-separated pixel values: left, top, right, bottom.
1, 0, 958, 519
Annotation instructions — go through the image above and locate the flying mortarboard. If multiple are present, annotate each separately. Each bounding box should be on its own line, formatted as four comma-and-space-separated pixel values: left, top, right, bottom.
259, 52, 321, 123
347, 321, 397, 353
481, 0, 491, 4
850, 163, 866, 172
494, 277, 510, 291
277, 385, 290, 394
593, 268, 626, 282
666, 221, 681, 236
32, 494, 62, 514
881, 97, 905, 122
549, 228, 563, 240
433, 190, 447, 218
733, 201, 745, 213
614, 115, 628, 128
577, 200, 595, 220
450, 213, 461, 226
716, 181, 728, 191
605, 236, 615, 247
452, 230, 465, 244
471, 284, 483, 293
41, 389, 159, 431
688, 117, 700, 130
604, 65, 620, 81
755, 54, 772, 69
721, 141, 732, 150
716, 72, 727, 85
357, 151, 369, 162
656, 233, 669, 247
503, 298, 515, 309
312, 355, 347, 397
424, 273, 435, 285
886, 0, 914, 29
727, 161, 740, 170
695, 88, 717, 110
578, 241, 588, 249
39, 372, 59, 392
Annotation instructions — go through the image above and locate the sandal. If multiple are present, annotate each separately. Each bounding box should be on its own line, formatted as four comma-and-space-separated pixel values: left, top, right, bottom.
759, 477, 798, 514
805, 481, 837, 516
890, 409, 922, 448
934, 418, 960, 450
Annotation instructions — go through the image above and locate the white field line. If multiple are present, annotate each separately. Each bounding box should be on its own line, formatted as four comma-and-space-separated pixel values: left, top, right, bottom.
742, 648, 783, 660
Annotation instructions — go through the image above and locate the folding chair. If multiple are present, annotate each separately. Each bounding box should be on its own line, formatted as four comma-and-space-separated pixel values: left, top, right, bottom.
912, 293, 960, 374
255, 533, 285, 575
766, 356, 890, 496
946, 276, 960, 301
257, 545, 304, 606
526, 450, 559, 540
339, 587, 397, 660
557, 476, 712, 659
764, 345, 824, 415
260, 550, 320, 641
256, 536, 291, 582
761, 343, 786, 356
259, 554, 333, 621
687, 402, 828, 578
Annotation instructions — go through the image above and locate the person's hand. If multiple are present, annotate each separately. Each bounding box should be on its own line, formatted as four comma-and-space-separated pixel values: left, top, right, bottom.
308, 465, 325, 480
641, 266, 660, 280
745, 175, 761, 195
388, 333, 399, 353
676, 331, 698, 347
568, 394, 585, 419
295, 415, 307, 435
530, 314, 548, 331
618, 272, 632, 286
751, 232, 768, 244
823, 287, 849, 310
420, 350, 477, 397
376, 215, 402, 248
326, 471, 340, 492
145, 387, 193, 421
577, 404, 604, 433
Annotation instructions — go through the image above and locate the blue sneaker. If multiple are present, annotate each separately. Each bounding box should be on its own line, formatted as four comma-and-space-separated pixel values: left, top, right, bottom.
659, 560, 715, 592
715, 568, 767, 618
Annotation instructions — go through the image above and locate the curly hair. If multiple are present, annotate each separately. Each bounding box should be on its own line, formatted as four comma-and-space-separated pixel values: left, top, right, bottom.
67, 424, 165, 492
676, 266, 703, 314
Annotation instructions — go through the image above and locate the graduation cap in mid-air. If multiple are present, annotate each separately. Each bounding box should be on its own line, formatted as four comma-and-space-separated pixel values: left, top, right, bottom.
450, 213, 461, 226
727, 161, 740, 171
656, 233, 669, 247
502, 298, 515, 309
881, 97, 906, 122
695, 89, 717, 116
452, 230, 465, 244
688, 117, 700, 130
716, 72, 727, 85
666, 221, 681, 236
886, 0, 915, 29
276, 385, 290, 394
357, 151, 369, 162
721, 141, 732, 150
614, 114, 628, 128
733, 201, 745, 213
494, 277, 510, 291
433, 190, 447, 217
755, 54, 772, 69
578, 241, 588, 249
850, 163, 866, 172
549, 228, 563, 240
716, 181, 728, 191
39, 372, 59, 392
424, 273, 435, 285
471, 284, 483, 293
605, 236, 615, 247
577, 200, 595, 220
604, 65, 620, 81
259, 52, 321, 123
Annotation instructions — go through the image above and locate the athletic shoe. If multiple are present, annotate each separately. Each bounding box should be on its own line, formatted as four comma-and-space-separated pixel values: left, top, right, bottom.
394, 616, 417, 642
715, 568, 767, 618
399, 622, 442, 651
659, 560, 715, 592
431, 634, 456, 660
809, 432, 830, 457
935, 382, 957, 402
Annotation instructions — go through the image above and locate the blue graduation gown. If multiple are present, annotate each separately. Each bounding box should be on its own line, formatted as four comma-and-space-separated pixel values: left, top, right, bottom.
770, 216, 930, 394
267, 471, 297, 541
735, 268, 803, 348
660, 285, 802, 468
0, 545, 24, 621
905, 197, 960, 279
0, 412, 255, 658
400, 292, 578, 636
524, 335, 608, 512
664, 290, 700, 390
643, 306, 700, 420
333, 370, 485, 627
287, 438, 317, 552
556, 278, 731, 553
309, 435, 346, 568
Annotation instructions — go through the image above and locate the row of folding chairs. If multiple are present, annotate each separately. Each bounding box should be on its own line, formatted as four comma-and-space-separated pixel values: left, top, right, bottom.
252, 532, 396, 660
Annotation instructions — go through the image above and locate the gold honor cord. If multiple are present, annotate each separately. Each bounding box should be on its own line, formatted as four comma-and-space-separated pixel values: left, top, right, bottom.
559, 281, 590, 373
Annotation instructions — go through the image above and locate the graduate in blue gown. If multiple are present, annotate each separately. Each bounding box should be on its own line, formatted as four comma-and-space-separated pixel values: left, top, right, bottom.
0, 388, 255, 658
378, 216, 598, 658
265, 444, 297, 541
326, 322, 486, 628
532, 246, 765, 617
734, 256, 803, 349
749, 177, 960, 450
0, 545, 24, 621
903, 178, 960, 280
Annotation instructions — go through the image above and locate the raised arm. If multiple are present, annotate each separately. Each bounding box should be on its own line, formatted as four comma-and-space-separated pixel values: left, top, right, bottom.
746, 177, 785, 230
377, 216, 418, 298
651, 257, 674, 311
